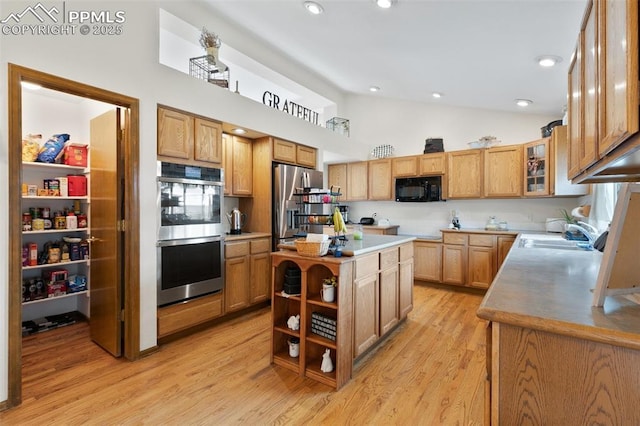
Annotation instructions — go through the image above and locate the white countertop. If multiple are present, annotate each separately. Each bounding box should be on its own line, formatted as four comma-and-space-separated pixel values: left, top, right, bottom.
338, 234, 416, 256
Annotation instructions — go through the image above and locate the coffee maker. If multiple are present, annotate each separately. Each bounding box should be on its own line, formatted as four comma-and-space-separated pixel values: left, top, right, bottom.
338, 205, 349, 223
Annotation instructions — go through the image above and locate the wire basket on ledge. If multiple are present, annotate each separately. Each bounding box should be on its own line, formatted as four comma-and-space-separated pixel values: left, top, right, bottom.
295, 239, 330, 257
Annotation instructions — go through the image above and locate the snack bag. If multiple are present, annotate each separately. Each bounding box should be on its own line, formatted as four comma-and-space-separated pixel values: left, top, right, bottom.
37, 133, 70, 163
21, 133, 42, 162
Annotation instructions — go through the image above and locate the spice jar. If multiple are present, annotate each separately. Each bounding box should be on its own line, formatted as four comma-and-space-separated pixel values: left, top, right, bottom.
22, 212, 32, 231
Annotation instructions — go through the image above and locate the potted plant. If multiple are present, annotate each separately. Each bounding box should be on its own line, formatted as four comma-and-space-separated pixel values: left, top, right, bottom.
199, 27, 221, 58
321, 276, 337, 303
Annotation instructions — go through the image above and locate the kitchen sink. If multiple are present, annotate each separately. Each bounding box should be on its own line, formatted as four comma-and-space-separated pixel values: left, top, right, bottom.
518, 234, 593, 251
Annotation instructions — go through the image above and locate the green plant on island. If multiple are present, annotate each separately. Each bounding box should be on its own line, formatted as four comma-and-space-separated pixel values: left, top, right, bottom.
322, 276, 337, 287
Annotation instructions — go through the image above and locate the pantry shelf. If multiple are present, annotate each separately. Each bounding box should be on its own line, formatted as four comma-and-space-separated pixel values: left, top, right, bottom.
22, 290, 89, 306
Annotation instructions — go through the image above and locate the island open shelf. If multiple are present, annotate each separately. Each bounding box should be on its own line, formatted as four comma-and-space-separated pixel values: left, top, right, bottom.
270, 235, 415, 389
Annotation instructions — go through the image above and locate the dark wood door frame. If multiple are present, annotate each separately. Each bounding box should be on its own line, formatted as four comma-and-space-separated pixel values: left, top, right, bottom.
7, 64, 141, 408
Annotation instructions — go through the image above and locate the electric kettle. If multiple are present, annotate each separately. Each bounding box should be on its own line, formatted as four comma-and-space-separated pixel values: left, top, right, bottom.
226, 208, 247, 234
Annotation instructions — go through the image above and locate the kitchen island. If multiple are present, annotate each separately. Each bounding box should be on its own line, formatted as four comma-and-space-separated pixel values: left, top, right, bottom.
477, 235, 640, 424
271, 235, 415, 389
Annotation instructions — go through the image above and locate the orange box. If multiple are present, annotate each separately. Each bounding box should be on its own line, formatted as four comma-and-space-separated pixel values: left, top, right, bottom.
63, 144, 88, 167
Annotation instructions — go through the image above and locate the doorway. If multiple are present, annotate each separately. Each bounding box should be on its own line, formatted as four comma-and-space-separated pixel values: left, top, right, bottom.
7, 64, 141, 408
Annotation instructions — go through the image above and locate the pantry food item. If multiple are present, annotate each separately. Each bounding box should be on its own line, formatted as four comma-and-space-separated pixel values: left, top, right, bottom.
22, 134, 42, 162
37, 133, 69, 163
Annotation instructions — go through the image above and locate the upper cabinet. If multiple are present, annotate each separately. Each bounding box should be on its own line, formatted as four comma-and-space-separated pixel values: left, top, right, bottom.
223, 133, 253, 196
523, 139, 550, 196
599, 0, 639, 157
418, 153, 446, 176
368, 159, 393, 200
447, 150, 484, 198
328, 163, 347, 195
392, 156, 418, 178
568, 0, 640, 182
347, 161, 368, 201
272, 138, 317, 169
485, 145, 523, 197
157, 106, 222, 167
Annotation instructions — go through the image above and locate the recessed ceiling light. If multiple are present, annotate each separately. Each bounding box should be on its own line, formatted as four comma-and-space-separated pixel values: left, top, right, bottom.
233, 128, 247, 135
516, 99, 533, 107
536, 55, 563, 67
375, 0, 394, 9
304, 1, 324, 15
21, 81, 41, 90
432, 92, 443, 98
369, 86, 380, 92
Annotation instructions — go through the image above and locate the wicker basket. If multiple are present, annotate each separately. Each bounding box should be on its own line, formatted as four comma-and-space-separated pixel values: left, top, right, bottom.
295, 239, 330, 257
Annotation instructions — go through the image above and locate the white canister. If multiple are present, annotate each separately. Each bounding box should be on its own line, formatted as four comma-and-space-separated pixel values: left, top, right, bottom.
66, 213, 78, 229
288, 337, 300, 358
321, 284, 335, 303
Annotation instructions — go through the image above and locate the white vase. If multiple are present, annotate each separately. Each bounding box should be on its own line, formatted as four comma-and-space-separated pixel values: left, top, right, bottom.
321, 284, 335, 303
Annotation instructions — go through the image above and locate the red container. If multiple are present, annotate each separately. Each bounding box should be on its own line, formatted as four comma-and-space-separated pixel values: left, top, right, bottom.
64, 144, 88, 167
67, 175, 87, 196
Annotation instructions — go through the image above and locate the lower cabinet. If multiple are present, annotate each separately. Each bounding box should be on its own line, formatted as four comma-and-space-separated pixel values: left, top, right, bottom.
354, 253, 380, 357
398, 243, 414, 319
414, 241, 442, 282
225, 237, 270, 313
379, 249, 399, 335
440, 231, 516, 289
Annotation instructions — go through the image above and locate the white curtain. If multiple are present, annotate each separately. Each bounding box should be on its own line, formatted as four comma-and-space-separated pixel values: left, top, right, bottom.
588, 183, 621, 232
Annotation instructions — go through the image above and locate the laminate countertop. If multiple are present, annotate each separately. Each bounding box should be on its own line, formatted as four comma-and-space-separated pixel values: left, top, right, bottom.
477, 234, 640, 350
278, 234, 415, 257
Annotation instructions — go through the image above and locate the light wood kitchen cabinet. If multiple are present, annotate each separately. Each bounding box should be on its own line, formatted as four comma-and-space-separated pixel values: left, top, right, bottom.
328, 163, 347, 195
496, 236, 515, 269
581, 0, 598, 171
222, 134, 232, 195
598, 0, 639, 157
353, 253, 379, 358
567, 0, 640, 182
225, 237, 270, 313
484, 145, 522, 197
392, 156, 418, 177
368, 158, 393, 200
467, 234, 496, 289
194, 118, 223, 164
249, 238, 271, 303
272, 137, 317, 168
442, 234, 467, 286
223, 134, 253, 196
225, 241, 251, 312
158, 107, 193, 160
567, 36, 583, 180
379, 248, 400, 335
296, 144, 317, 168
418, 152, 446, 176
157, 292, 223, 338
447, 150, 483, 198
158, 106, 222, 167
398, 243, 414, 319
440, 231, 516, 289
347, 161, 368, 201
413, 240, 442, 282
272, 138, 296, 164
523, 138, 551, 196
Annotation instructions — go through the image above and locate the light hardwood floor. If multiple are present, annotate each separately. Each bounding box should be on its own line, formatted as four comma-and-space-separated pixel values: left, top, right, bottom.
1, 284, 487, 425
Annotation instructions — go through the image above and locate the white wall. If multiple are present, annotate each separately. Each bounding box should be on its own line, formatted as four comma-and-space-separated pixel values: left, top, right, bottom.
0, 0, 583, 403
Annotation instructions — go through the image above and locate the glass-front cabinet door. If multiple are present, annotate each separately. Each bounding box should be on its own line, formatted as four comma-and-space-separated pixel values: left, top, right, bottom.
523, 138, 551, 196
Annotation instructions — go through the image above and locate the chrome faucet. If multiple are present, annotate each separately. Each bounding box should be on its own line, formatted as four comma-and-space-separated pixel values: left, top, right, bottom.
565, 222, 598, 244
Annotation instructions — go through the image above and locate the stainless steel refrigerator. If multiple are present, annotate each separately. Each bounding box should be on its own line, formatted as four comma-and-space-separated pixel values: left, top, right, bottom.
272, 163, 324, 249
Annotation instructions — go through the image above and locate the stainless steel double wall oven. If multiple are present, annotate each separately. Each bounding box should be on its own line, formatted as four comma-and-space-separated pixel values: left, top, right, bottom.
156, 162, 224, 306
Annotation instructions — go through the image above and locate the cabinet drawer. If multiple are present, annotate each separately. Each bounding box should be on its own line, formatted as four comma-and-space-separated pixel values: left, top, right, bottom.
250, 238, 270, 254
469, 234, 495, 247
400, 242, 414, 261
380, 248, 399, 270
355, 252, 379, 280
443, 233, 468, 245
158, 293, 223, 338
225, 241, 249, 258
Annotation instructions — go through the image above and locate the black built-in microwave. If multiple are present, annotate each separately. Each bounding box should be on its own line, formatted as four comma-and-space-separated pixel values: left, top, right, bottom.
395, 176, 443, 202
